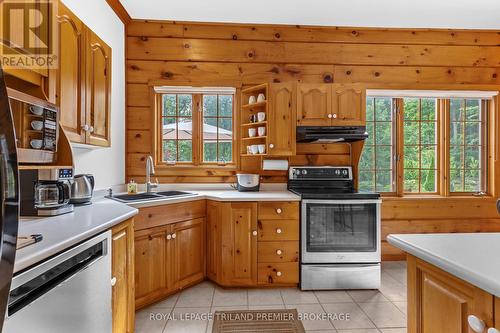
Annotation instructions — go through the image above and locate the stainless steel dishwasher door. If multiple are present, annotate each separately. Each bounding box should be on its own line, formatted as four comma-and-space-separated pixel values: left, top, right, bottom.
3, 231, 112, 333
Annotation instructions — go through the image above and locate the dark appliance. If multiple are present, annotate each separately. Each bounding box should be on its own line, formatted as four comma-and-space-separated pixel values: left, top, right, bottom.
0, 65, 20, 332
20, 168, 74, 216
288, 166, 381, 290
296, 126, 368, 143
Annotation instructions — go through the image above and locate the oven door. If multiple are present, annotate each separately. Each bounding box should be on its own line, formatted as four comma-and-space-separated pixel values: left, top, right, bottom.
301, 199, 381, 264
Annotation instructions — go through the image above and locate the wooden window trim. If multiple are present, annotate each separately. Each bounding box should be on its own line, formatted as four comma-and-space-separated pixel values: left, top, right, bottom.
152, 91, 239, 171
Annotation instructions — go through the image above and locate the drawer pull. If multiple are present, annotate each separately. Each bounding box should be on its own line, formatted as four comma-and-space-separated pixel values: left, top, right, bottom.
468, 315, 485, 333
166, 234, 172, 240
171, 233, 176, 239
252, 230, 258, 236
269, 143, 274, 149
276, 208, 282, 214
276, 271, 282, 277
276, 249, 282, 255
276, 228, 282, 234
111, 277, 117, 286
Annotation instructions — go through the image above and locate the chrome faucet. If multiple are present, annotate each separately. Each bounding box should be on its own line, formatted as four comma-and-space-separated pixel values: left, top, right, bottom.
145, 155, 158, 194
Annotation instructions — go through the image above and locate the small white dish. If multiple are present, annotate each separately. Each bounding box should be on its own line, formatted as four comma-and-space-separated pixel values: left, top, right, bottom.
30, 139, 43, 149
31, 120, 43, 131
248, 128, 257, 137
248, 96, 257, 104
29, 106, 44, 116
257, 93, 266, 103
257, 112, 266, 122
257, 144, 266, 154
257, 126, 266, 137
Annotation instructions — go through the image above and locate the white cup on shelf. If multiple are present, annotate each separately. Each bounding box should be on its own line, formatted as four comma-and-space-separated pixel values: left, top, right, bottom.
257, 112, 266, 122
248, 128, 257, 137
257, 144, 266, 154
257, 127, 266, 137
248, 96, 257, 104
257, 93, 266, 103
30, 139, 43, 149
250, 145, 259, 154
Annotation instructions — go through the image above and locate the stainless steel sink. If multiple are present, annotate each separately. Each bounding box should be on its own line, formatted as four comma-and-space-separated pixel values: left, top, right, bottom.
109, 191, 194, 203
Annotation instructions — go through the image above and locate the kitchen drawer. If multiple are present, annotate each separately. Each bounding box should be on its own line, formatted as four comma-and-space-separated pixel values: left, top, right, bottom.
258, 241, 299, 263
258, 202, 299, 220
257, 220, 299, 241
258, 262, 299, 285
135, 200, 206, 231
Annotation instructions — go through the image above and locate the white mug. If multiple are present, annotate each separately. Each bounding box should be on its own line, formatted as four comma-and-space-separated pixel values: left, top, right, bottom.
248, 128, 257, 137
257, 144, 266, 154
257, 112, 266, 122
250, 145, 259, 154
257, 127, 266, 136
257, 93, 266, 103
248, 96, 257, 104
246, 146, 252, 154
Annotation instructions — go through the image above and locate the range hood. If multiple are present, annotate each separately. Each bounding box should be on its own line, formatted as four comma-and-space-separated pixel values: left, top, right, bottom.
296, 126, 368, 143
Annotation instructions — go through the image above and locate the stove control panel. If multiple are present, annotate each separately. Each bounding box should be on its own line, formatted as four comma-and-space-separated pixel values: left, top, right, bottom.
289, 166, 352, 180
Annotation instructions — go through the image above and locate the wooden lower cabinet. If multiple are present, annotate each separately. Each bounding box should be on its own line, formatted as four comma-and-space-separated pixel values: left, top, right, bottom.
111, 219, 135, 333
134, 218, 206, 309
408, 255, 495, 333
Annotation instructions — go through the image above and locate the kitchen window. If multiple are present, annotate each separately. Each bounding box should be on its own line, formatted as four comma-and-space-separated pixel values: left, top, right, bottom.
359, 91, 495, 196
155, 87, 236, 167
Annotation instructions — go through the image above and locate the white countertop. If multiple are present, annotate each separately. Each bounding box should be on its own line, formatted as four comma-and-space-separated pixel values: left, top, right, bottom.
387, 233, 500, 297
15, 198, 138, 273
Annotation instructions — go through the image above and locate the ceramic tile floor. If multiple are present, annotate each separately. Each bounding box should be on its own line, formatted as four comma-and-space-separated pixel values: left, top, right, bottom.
135, 261, 407, 333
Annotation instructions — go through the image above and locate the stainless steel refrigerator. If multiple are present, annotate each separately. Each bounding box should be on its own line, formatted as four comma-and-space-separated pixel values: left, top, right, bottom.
0, 65, 19, 332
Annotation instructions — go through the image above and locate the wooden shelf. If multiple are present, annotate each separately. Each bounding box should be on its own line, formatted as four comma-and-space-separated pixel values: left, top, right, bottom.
241, 121, 267, 128
241, 136, 267, 141
241, 153, 267, 157
241, 101, 267, 109
17, 148, 54, 164
242, 83, 268, 94
26, 129, 43, 134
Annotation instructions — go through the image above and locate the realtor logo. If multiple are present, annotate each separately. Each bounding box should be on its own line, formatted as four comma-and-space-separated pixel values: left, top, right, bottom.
0, 0, 58, 69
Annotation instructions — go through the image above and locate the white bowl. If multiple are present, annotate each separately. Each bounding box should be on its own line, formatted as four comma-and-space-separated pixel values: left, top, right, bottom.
31, 120, 43, 131
29, 106, 44, 116
30, 139, 43, 149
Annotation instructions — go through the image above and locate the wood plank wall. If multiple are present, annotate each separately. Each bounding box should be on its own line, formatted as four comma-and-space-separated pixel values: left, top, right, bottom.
126, 20, 500, 260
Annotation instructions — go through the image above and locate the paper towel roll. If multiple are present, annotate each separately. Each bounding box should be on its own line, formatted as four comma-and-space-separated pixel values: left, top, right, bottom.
262, 159, 289, 171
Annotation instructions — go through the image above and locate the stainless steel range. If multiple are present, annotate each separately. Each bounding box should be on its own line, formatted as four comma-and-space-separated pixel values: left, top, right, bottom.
288, 166, 381, 290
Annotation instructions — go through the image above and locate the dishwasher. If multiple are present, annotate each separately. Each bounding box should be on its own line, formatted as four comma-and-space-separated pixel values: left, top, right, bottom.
3, 231, 112, 333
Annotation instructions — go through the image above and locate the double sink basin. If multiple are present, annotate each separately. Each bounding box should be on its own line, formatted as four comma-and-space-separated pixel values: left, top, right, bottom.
109, 190, 195, 203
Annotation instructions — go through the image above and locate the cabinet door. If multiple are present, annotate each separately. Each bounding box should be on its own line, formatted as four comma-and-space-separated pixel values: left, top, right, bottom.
206, 201, 220, 281
57, 3, 86, 143
111, 219, 135, 333
297, 84, 331, 126
134, 226, 172, 308
332, 84, 365, 126
172, 218, 206, 289
225, 202, 258, 286
86, 30, 111, 146
408, 255, 494, 333
268, 82, 296, 156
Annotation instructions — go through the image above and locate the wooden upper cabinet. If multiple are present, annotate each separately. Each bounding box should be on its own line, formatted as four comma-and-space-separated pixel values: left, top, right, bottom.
331, 84, 366, 126
226, 202, 258, 286
297, 84, 331, 126
57, 3, 85, 143
172, 218, 205, 289
85, 31, 111, 146
408, 255, 494, 333
111, 219, 135, 333
268, 82, 296, 156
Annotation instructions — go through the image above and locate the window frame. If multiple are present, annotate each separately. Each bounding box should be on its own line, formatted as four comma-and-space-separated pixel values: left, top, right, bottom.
360, 96, 491, 197
154, 91, 238, 169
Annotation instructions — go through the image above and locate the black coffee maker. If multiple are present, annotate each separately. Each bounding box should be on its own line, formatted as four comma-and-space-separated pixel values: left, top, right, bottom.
20, 168, 74, 216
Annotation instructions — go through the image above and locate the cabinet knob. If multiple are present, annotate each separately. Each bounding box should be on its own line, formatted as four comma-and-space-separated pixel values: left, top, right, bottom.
111, 277, 117, 286
276, 271, 282, 277
488, 328, 500, 333
89, 126, 94, 133
276, 208, 282, 214
81, 124, 90, 131
468, 315, 486, 333
269, 143, 274, 149
252, 230, 258, 236
171, 233, 176, 239
327, 114, 333, 119
332, 113, 337, 119
166, 234, 172, 240
276, 249, 282, 255
276, 228, 282, 234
